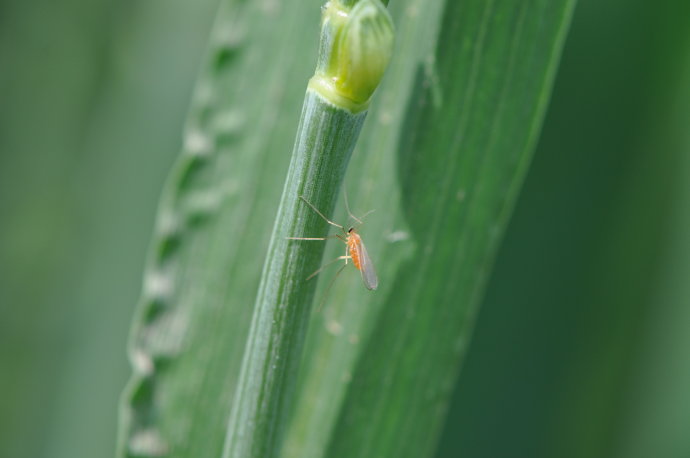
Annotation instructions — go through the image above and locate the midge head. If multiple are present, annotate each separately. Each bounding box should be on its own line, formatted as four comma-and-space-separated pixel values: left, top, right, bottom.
286, 195, 379, 295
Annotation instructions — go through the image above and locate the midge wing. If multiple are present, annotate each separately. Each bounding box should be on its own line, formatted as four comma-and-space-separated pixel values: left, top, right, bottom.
355, 238, 378, 290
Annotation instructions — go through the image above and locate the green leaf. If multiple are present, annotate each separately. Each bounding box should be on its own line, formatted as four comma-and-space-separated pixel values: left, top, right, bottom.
222, 3, 394, 456
118, 0, 575, 457
117, 1, 328, 455
284, 1, 576, 457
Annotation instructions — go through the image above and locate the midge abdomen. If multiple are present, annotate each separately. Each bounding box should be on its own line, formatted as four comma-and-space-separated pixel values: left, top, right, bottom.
348, 231, 363, 271
347, 228, 378, 291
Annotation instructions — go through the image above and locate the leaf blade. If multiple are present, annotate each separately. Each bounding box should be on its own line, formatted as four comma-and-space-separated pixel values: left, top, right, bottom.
284, 1, 577, 457
117, 1, 326, 456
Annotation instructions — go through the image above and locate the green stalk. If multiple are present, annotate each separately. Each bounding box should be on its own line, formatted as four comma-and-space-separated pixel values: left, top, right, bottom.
222, 1, 393, 457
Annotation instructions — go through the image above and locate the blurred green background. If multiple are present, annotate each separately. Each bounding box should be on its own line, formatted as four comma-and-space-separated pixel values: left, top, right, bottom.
1, 1, 688, 458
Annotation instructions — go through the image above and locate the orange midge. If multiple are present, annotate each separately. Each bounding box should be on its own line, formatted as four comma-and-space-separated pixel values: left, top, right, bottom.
287, 195, 378, 291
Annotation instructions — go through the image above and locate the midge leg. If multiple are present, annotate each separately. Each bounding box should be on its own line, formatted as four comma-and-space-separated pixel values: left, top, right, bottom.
316, 263, 348, 312
298, 195, 345, 231
306, 255, 351, 281
286, 234, 342, 241
287, 233, 347, 242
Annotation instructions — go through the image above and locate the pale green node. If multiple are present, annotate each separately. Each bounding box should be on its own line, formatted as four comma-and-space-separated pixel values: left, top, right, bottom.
309, 0, 394, 112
